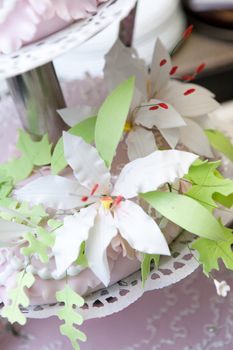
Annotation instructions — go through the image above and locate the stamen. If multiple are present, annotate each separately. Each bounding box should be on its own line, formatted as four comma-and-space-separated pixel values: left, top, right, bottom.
81, 196, 89, 202
160, 59, 167, 67
91, 184, 99, 196
158, 103, 168, 109
149, 105, 159, 111
182, 24, 194, 40
184, 88, 196, 96
114, 196, 123, 206
182, 74, 195, 82
169, 66, 178, 76
101, 196, 113, 210
124, 121, 133, 132
195, 63, 206, 74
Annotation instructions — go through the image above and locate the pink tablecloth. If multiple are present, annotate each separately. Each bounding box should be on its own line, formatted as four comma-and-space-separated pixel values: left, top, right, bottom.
1, 266, 233, 350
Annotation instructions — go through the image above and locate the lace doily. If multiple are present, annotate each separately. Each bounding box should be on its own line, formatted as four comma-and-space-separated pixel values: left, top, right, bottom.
21, 231, 199, 320
0, 0, 137, 79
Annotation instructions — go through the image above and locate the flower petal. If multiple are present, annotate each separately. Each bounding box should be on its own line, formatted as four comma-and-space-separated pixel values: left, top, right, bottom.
63, 132, 111, 194
159, 128, 180, 148
0, 218, 29, 246
58, 105, 97, 127
126, 127, 157, 161
112, 150, 198, 199
15, 175, 91, 210
158, 80, 219, 117
150, 39, 172, 96
114, 200, 170, 255
86, 206, 117, 286
104, 39, 148, 98
135, 99, 186, 129
53, 204, 98, 276
180, 118, 214, 157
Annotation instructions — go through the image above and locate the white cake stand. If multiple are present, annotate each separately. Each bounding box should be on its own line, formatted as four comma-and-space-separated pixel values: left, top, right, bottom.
0, 0, 137, 143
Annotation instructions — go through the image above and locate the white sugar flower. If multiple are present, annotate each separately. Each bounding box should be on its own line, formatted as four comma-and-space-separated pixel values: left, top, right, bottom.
104, 39, 219, 159
59, 39, 219, 161
214, 279, 230, 297
15, 132, 198, 285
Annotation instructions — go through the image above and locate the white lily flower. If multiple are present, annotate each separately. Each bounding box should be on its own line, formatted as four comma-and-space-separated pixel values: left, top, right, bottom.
213, 279, 230, 297
59, 39, 219, 161
15, 132, 198, 286
105, 39, 219, 159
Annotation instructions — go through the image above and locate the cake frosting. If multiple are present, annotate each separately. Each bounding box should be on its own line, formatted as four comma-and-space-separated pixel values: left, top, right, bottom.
0, 0, 108, 53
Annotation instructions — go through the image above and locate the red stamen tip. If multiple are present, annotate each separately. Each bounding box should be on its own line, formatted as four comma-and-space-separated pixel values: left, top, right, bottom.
91, 184, 99, 196
182, 24, 194, 40
184, 88, 196, 96
81, 196, 89, 202
169, 66, 178, 76
149, 105, 159, 111
158, 103, 168, 109
160, 59, 167, 67
195, 63, 206, 74
114, 196, 123, 206
182, 74, 195, 81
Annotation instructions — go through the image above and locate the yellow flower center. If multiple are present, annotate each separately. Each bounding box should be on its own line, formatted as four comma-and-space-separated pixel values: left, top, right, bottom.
101, 196, 113, 210
124, 122, 133, 133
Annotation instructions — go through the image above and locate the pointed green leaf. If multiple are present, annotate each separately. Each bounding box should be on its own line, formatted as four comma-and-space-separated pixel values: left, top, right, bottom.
205, 129, 233, 162
192, 226, 233, 275
95, 77, 135, 167
56, 285, 86, 350
17, 130, 52, 166
0, 155, 33, 184
51, 116, 96, 174
1, 271, 35, 325
186, 161, 233, 211
141, 254, 160, 287
141, 191, 225, 241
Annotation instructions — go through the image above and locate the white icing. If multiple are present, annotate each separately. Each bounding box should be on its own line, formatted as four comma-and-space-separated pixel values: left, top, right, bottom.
25, 261, 85, 281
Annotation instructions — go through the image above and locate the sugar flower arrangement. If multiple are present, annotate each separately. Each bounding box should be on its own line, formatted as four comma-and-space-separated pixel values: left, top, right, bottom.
0, 32, 233, 349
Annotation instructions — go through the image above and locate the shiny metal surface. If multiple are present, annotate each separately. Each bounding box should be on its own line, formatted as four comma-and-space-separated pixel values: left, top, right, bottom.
7, 62, 67, 143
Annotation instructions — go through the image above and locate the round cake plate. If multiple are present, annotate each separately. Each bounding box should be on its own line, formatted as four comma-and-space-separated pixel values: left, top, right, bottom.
0, 0, 137, 80
22, 231, 199, 320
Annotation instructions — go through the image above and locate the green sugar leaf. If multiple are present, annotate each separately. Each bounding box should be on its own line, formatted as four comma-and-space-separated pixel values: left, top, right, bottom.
141, 191, 225, 241
0, 155, 33, 184
186, 161, 233, 211
141, 254, 160, 287
1, 271, 35, 325
0, 173, 13, 198
17, 202, 48, 225
51, 116, 96, 175
205, 129, 233, 163
17, 130, 52, 166
56, 285, 87, 350
95, 77, 135, 167
48, 219, 63, 230
21, 227, 55, 263
75, 242, 88, 268
192, 226, 233, 276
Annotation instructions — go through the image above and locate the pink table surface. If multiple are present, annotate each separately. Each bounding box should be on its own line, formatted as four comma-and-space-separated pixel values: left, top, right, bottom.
1, 266, 233, 350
